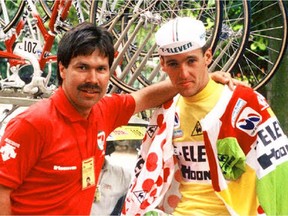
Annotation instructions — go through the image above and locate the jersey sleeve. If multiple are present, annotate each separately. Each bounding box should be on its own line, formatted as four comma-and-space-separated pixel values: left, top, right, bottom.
0, 118, 44, 189
97, 94, 136, 134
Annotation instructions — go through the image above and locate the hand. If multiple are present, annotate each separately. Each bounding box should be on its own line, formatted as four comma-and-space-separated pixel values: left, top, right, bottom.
210, 71, 250, 90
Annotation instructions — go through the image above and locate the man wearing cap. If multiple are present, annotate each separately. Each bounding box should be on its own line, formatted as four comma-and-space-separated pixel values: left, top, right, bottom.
123, 17, 288, 215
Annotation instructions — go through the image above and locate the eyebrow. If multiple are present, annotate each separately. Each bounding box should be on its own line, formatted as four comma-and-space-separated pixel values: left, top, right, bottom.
74, 60, 109, 68
165, 55, 197, 64
74, 61, 89, 67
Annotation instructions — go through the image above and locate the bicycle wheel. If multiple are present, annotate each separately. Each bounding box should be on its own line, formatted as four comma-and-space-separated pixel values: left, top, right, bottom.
230, 0, 288, 90
39, 0, 93, 31
209, 0, 250, 74
0, 0, 24, 33
102, 0, 222, 93
89, 0, 129, 27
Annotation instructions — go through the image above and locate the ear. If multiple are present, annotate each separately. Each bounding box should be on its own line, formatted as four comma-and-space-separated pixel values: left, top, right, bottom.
204, 48, 213, 65
160, 56, 166, 71
59, 62, 66, 80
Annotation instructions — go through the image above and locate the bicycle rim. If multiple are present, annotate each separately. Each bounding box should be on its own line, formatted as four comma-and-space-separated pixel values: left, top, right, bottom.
231, 0, 288, 90
0, 0, 25, 33
209, 0, 250, 74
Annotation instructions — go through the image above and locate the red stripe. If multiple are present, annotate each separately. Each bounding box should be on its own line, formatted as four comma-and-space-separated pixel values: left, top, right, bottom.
203, 131, 221, 191
172, 19, 175, 42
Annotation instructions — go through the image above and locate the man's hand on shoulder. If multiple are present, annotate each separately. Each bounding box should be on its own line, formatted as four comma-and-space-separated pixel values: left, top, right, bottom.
210, 71, 250, 90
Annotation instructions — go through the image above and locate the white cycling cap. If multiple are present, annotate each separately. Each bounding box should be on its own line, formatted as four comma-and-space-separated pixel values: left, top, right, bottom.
155, 17, 206, 56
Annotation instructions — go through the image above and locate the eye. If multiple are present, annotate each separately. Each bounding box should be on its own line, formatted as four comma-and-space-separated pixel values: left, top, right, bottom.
187, 58, 196, 65
97, 66, 108, 73
167, 62, 179, 68
78, 64, 88, 70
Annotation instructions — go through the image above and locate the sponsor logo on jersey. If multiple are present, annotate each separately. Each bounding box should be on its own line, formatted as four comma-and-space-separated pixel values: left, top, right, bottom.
173, 129, 183, 139
256, 119, 288, 177
236, 107, 261, 136
174, 112, 180, 128
0, 138, 19, 161
146, 125, 158, 138
97, 131, 105, 150
133, 190, 147, 204
231, 98, 247, 127
53, 165, 77, 171
191, 121, 202, 136
174, 142, 211, 183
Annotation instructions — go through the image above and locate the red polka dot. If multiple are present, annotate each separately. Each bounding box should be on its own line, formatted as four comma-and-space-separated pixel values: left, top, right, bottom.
163, 167, 170, 182
142, 178, 154, 191
160, 139, 166, 150
158, 122, 166, 134
150, 188, 157, 197
157, 114, 164, 127
146, 153, 158, 171
121, 203, 126, 214
174, 169, 182, 182
155, 175, 163, 186
173, 156, 178, 164
168, 195, 181, 208
143, 133, 147, 142
140, 199, 150, 209
257, 205, 264, 214
163, 99, 173, 109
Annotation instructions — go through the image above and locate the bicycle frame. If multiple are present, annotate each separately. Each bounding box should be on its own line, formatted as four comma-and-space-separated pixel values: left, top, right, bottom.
0, 0, 75, 94
1, 0, 74, 69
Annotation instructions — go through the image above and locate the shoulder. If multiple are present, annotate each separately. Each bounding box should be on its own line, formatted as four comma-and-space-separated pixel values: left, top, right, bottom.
13, 98, 55, 130
232, 86, 269, 106
98, 94, 134, 106
93, 93, 135, 116
233, 85, 257, 97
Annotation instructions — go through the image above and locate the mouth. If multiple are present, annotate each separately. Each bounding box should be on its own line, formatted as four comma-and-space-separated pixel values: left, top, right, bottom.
177, 80, 191, 87
78, 84, 102, 95
80, 88, 101, 94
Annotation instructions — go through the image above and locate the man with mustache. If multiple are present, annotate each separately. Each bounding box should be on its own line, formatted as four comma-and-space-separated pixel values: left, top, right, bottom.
0, 22, 237, 214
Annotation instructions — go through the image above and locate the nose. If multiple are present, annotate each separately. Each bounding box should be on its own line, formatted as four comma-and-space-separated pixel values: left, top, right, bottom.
87, 70, 99, 84
178, 64, 190, 79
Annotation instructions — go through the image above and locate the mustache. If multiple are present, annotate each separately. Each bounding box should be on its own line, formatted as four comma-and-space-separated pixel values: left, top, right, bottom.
77, 83, 102, 91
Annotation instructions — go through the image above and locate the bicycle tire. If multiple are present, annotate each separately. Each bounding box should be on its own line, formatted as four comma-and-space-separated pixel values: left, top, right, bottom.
209, 0, 250, 74
1, 0, 25, 33
230, 0, 288, 90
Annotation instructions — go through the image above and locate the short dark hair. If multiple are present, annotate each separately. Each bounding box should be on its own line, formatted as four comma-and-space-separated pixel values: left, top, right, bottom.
201, 36, 212, 54
57, 22, 115, 86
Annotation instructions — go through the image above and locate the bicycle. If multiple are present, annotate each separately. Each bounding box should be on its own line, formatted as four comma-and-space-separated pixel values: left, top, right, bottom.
0, 0, 94, 96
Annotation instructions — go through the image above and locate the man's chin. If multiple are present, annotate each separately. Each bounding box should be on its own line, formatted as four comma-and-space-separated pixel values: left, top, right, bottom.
179, 89, 196, 97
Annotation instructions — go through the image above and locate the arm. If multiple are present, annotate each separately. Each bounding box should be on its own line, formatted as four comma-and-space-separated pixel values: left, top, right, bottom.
0, 184, 12, 214
131, 79, 177, 115
131, 71, 247, 115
